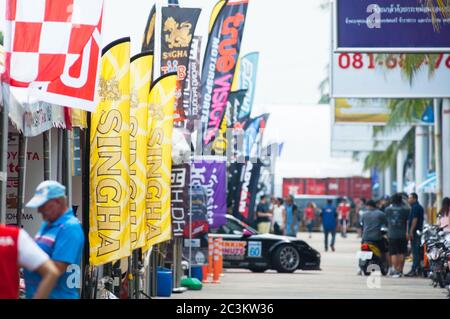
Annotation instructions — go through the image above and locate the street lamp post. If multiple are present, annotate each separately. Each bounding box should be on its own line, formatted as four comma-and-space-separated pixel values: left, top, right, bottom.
434, 99, 443, 214
396, 147, 407, 193
415, 125, 429, 209
442, 99, 450, 199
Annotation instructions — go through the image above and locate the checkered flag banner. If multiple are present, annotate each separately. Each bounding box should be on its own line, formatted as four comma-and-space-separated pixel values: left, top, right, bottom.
2, 0, 104, 111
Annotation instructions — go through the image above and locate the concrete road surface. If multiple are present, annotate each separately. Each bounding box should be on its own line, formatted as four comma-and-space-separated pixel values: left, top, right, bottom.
169, 232, 448, 299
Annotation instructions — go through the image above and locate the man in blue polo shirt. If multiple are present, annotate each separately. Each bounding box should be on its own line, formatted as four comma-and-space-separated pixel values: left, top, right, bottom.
24, 181, 84, 299
321, 199, 338, 252
405, 192, 424, 277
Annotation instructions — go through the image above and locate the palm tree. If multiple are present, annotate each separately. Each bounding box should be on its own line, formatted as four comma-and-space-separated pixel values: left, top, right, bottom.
422, 0, 450, 29
318, 1, 447, 172
361, 54, 435, 173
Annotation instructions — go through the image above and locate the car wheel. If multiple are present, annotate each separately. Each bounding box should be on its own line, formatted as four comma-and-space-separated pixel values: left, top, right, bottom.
273, 245, 300, 273
249, 266, 268, 273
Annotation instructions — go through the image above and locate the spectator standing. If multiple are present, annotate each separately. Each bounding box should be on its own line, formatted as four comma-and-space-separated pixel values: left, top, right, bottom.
385, 193, 410, 278
438, 197, 450, 233
24, 181, 85, 299
337, 199, 351, 238
304, 202, 316, 239
256, 195, 272, 234
320, 199, 338, 252
0, 225, 59, 299
271, 198, 286, 235
284, 195, 299, 237
405, 193, 424, 277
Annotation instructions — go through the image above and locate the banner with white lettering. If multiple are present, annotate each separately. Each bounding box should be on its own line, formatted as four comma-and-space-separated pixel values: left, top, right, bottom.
200, 0, 249, 148
183, 36, 202, 132
161, 6, 201, 122
192, 157, 227, 229
171, 164, 190, 237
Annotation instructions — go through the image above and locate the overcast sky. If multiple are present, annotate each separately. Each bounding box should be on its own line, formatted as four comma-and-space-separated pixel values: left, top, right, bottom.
0, 0, 366, 196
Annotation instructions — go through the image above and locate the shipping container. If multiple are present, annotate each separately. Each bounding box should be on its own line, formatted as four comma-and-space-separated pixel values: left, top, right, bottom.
283, 177, 372, 200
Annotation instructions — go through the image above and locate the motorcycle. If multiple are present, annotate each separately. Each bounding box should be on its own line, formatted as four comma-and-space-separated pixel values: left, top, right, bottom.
358, 227, 389, 276
443, 232, 450, 292
418, 225, 449, 289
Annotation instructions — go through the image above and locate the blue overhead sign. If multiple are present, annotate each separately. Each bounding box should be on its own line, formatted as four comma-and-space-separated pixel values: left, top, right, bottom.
334, 0, 450, 52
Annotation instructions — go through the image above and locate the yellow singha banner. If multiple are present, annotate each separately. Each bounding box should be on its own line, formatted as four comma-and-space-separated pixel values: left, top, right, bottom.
143, 73, 177, 252
89, 38, 131, 266
130, 52, 153, 250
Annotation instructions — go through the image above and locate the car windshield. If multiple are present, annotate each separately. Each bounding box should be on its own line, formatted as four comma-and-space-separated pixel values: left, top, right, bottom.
236, 219, 258, 234
211, 217, 259, 235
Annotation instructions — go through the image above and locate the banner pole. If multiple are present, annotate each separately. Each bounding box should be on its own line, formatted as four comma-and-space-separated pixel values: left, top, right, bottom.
17, 135, 27, 228
434, 99, 443, 214
150, 248, 157, 297
81, 114, 91, 298
0, 83, 8, 225
43, 130, 51, 180
64, 129, 72, 208
132, 250, 139, 299
189, 155, 193, 279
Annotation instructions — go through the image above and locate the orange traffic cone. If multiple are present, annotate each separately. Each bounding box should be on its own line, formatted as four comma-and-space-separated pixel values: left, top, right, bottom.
207, 237, 214, 280
217, 237, 224, 277
202, 264, 210, 283
212, 238, 221, 284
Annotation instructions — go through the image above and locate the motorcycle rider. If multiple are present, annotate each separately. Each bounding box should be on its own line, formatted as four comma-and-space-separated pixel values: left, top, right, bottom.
361, 200, 388, 265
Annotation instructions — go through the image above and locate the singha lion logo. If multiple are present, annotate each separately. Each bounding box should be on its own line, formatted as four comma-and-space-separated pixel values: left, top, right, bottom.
164, 17, 192, 49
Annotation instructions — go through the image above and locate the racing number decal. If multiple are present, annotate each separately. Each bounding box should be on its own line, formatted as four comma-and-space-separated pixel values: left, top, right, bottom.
248, 241, 262, 257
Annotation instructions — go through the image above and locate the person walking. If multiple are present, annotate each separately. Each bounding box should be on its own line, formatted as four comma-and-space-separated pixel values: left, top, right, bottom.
271, 198, 286, 235
405, 193, 425, 277
320, 199, 338, 252
385, 193, 410, 278
24, 181, 85, 299
304, 202, 316, 239
438, 197, 450, 233
0, 224, 59, 299
337, 199, 350, 238
256, 195, 272, 234
284, 195, 299, 237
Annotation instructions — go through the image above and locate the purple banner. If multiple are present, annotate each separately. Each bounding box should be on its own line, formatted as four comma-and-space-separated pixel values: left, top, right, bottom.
192, 157, 227, 229
336, 0, 450, 51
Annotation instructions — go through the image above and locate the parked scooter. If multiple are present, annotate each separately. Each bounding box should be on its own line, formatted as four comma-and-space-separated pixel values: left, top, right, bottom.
358, 227, 389, 276
418, 225, 449, 289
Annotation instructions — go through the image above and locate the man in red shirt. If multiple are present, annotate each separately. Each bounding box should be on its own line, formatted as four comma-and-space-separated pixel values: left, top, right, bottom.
337, 199, 351, 238
0, 224, 59, 299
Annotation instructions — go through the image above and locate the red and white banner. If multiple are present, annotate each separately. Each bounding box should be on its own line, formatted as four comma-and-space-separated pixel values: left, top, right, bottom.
2, 0, 104, 111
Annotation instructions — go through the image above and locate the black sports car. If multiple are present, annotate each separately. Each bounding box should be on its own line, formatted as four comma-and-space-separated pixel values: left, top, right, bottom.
209, 215, 321, 273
